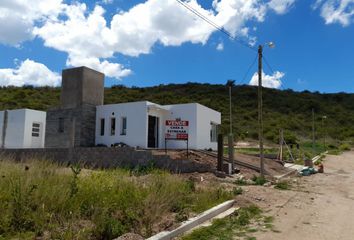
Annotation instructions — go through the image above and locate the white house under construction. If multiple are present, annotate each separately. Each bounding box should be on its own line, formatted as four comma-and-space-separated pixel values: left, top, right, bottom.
0, 67, 221, 150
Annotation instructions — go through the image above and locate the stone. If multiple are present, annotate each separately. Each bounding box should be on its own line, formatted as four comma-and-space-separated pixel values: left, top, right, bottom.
114, 233, 144, 240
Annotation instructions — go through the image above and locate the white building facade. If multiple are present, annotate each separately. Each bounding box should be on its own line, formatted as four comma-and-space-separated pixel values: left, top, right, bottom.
0, 109, 46, 149
95, 101, 221, 150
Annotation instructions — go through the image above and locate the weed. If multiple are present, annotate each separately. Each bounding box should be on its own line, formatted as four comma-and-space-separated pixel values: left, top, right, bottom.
234, 178, 248, 185
233, 187, 243, 196
274, 181, 290, 190
182, 205, 264, 240
0, 160, 233, 239
252, 175, 267, 186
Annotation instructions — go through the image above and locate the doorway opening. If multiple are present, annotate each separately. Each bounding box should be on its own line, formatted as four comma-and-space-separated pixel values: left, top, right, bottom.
148, 115, 159, 148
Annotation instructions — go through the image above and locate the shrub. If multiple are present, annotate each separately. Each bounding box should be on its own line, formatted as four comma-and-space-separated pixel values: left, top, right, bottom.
274, 181, 290, 190
232, 187, 243, 196
251, 175, 267, 186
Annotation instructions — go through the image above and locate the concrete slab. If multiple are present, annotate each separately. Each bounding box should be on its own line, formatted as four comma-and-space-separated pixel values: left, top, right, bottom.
147, 200, 235, 240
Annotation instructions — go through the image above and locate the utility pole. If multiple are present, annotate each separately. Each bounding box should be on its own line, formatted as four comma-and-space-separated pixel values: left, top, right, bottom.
279, 129, 283, 161
258, 45, 265, 177
322, 116, 327, 151
312, 108, 315, 155
226, 80, 235, 173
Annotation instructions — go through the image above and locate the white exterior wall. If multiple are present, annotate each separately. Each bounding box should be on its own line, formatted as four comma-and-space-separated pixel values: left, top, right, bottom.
196, 104, 221, 150
4, 109, 26, 148
164, 104, 198, 149
95, 102, 221, 150
95, 102, 148, 148
23, 109, 46, 148
0, 109, 46, 148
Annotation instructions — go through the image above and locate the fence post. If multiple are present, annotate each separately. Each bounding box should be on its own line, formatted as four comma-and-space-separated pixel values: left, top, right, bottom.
217, 134, 223, 171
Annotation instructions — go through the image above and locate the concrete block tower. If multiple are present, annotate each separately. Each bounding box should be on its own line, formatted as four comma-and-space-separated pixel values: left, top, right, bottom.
45, 67, 104, 148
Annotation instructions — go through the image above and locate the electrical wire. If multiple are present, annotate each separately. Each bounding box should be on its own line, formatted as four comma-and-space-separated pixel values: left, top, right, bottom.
263, 54, 285, 90
239, 53, 258, 85
174, 0, 257, 52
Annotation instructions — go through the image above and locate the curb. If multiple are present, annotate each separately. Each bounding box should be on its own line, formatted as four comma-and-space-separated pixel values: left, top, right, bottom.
147, 200, 235, 240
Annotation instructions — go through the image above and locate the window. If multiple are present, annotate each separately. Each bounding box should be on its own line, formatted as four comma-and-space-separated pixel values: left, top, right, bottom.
100, 118, 105, 136
110, 118, 116, 136
210, 123, 218, 142
121, 117, 127, 135
58, 118, 64, 133
32, 123, 40, 137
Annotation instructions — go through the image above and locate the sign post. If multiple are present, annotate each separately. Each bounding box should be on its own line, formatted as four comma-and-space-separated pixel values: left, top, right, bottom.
165, 120, 189, 158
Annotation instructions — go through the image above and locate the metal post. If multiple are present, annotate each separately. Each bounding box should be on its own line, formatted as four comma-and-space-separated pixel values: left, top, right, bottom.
258, 45, 265, 177
217, 134, 223, 171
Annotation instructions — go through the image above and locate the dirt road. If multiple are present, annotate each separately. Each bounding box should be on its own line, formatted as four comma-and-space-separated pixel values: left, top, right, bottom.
254, 151, 354, 240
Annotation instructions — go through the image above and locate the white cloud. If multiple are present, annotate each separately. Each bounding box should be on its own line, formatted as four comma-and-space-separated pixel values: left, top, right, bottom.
0, 59, 61, 86
268, 0, 296, 14
0, 0, 64, 45
1, 0, 295, 82
35, 0, 288, 80
66, 56, 132, 79
216, 42, 224, 51
249, 71, 284, 89
102, 0, 114, 4
314, 0, 354, 26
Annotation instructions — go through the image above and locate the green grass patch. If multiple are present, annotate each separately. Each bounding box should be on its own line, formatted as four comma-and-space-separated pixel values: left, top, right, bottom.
0, 160, 233, 239
274, 181, 291, 190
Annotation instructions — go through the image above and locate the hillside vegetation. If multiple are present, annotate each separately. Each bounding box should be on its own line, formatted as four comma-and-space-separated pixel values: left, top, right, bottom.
1, 83, 354, 144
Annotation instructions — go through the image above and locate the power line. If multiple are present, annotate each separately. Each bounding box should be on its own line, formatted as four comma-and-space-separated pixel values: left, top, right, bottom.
239, 53, 258, 85
174, 0, 256, 52
263, 54, 285, 90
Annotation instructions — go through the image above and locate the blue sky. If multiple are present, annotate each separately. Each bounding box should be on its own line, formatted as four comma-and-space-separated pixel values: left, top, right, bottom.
0, 0, 353, 93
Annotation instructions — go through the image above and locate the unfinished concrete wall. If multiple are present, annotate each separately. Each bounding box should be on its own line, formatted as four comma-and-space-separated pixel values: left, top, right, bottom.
45, 104, 96, 148
60, 67, 104, 109
0, 148, 212, 173
46, 66, 105, 148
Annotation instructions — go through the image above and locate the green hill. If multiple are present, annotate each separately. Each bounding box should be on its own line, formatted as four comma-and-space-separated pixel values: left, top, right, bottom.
1, 83, 354, 144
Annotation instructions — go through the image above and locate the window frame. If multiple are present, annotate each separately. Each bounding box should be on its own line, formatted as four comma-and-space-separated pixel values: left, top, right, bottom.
120, 117, 127, 135
110, 117, 116, 136
32, 122, 41, 137
100, 118, 105, 136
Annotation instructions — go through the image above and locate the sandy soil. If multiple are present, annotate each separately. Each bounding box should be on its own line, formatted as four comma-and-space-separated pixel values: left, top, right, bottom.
251, 151, 354, 240
151, 149, 289, 178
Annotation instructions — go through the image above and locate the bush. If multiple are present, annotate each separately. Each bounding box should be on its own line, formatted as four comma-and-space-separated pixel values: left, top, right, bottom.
339, 143, 351, 151
232, 187, 243, 195
251, 175, 267, 186
274, 181, 290, 190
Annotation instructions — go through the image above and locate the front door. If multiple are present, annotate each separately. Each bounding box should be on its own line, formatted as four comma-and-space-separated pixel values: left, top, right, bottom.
148, 116, 159, 148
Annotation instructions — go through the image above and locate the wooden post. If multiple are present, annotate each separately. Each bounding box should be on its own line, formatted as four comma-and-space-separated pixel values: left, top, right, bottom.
217, 134, 224, 171
228, 134, 234, 173
279, 129, 283, 161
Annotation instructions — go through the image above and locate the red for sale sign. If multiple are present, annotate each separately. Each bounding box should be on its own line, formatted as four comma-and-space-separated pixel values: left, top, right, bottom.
165, 120, 189, 140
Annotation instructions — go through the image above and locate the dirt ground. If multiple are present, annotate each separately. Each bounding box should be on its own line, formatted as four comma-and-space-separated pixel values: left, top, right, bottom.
248, 151, 354, 240
152, 149, 289, 178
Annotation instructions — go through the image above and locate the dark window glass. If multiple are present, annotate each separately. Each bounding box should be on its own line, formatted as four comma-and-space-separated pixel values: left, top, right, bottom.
58, 118, 64, 133
121, 117, 127, 135
32, 122, 41, 137
111, 118, 116, 136
100, 118, 105, 136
